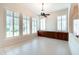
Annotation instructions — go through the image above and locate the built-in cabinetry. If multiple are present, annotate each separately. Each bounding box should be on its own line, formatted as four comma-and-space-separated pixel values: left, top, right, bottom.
37, 31, 68, 41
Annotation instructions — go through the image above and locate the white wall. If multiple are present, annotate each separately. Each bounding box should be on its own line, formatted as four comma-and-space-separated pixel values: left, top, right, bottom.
46, 9, 68, 31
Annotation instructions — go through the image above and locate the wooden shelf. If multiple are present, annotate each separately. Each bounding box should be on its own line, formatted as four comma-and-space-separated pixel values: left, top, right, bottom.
37, 31, 68, 41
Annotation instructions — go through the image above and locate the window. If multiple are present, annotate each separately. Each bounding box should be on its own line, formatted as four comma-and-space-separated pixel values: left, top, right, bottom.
14, 13, 19, 36
57, 15, 67, 31
6, 10, 19, 37
32, 18, 37, 33
40, 18, 46, 30
23, 16, 30, 35
73, 19, 79, 35
6, 10, 13, 37
57, 16, 61, 31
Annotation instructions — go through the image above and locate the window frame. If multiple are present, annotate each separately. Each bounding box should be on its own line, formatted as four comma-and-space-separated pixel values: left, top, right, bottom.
39, 18, 46, 30
57, 15, 67, 32
13, 12, 19, 36
32, 18, 37, 33
73, 19, 79, 36
23, 16, 30, 35
6, 10, 20, 38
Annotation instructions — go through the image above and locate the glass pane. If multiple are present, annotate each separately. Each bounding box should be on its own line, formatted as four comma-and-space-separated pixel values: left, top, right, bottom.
32, 18, 37, 33
62, 15, 67, 31
57, 16, 62, 31
23, 18, 27, 34
36, 19, 39, 30
32, 19, 35, 33
57, 16, 61, 20
73, 20, 79, 35
14, 13, 19, 17
6, 10, 13, 16
23, 16, 30, 35
14, 17, 19, 36
40, 18, 45, 30
6, 16, 13, 37
26, 18, 30, 34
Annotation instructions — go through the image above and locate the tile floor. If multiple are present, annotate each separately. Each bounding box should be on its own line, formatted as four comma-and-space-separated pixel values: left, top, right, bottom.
0, 37, 71, 55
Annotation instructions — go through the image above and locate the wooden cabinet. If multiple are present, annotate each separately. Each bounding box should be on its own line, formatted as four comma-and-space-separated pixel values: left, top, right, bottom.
37, 31, 68, 41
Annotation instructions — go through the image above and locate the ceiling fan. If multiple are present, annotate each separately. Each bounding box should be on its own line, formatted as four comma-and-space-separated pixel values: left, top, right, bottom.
40, 3, 50, 17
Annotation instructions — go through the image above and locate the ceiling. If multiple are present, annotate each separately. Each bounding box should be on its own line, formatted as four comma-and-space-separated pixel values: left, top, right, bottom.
24, 3, 70, 15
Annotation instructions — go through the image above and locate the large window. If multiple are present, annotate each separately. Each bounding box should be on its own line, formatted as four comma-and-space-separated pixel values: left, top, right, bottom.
32, 18, 37, 33
73, 19, 79, 35
23, 16, 30, 35
40, 18, 46, 30
14, 13, 19, 36
57, 15, 67, 31
6, 10, 13, 37
6, 10, 19, 37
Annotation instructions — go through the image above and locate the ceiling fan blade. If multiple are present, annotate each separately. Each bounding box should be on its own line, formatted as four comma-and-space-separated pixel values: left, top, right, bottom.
44, 15, 47, 17
45, 14, 50, 15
